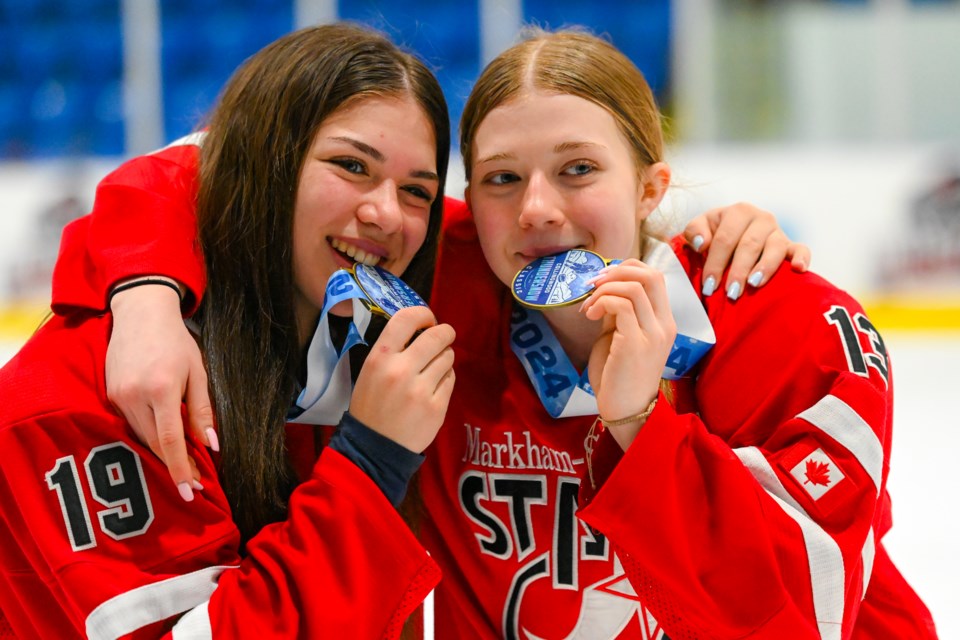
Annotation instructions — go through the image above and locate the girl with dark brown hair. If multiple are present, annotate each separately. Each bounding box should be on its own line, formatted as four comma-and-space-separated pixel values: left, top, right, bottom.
0, 24, 454, 638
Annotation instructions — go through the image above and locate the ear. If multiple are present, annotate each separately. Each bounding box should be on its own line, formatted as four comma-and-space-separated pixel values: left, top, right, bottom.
635, 161, 671, 221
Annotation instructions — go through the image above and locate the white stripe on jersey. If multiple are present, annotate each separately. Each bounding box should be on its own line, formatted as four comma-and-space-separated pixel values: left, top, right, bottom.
85, 564, 236, 640
172, 600, 212, 639
734, 447, 844, 640
797, 395, 884, 495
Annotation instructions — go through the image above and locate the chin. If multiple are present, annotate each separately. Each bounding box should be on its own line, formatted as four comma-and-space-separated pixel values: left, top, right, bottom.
329, 299, 354, 317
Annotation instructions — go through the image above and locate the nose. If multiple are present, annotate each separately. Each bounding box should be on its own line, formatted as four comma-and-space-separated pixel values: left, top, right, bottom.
517, 172, 563, 229
357, 181, 403, 235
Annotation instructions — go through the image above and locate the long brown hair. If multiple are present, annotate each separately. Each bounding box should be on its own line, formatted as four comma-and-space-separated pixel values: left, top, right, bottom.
195, 23, 449, 544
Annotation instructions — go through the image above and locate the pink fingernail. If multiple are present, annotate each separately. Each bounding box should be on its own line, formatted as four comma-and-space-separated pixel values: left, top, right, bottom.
192, 480, 204, 491
205, 428, 220, 452
177, 482, 195, 502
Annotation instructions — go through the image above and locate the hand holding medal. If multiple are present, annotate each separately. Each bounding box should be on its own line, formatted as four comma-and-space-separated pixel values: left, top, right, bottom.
513, 249, 673, 426
508, 245, 716, 427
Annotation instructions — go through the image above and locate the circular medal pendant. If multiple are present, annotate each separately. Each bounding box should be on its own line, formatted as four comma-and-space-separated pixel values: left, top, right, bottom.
512, 249, 607, 308
353, 264, 427, 318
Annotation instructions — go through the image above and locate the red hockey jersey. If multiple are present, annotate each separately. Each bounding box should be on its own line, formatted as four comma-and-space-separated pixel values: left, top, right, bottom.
45, 139, 937, 639
0, 313, 439, 637
422, 204, 937, 639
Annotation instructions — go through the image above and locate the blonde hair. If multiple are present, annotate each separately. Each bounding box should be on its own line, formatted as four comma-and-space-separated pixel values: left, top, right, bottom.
460, 28, 664, 181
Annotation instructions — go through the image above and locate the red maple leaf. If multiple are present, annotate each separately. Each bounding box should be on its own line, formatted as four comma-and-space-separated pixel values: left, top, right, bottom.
803, 459, 831, 486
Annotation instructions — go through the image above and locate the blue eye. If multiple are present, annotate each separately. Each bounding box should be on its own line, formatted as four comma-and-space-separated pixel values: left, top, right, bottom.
486, 172, 520, 186
562, 162, 595, 176
330, 158, 367, 174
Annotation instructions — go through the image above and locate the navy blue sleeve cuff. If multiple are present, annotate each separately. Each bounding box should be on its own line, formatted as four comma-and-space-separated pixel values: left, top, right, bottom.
328, 411, 425, 508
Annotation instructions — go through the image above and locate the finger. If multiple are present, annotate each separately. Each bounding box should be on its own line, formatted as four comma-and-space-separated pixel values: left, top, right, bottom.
188, 455, 203, 488
582, 260, 653, 293
582, 264, 664, 314
375, 306, 438, 353
682, 208, 722, 253
151, 399, 196, 501
787, 242, 811, 272
185, 361, 218, 452
121, 402, 165, 458
700, 215, 750, 298
403, 322, 456, 368
582, 281, 657, 331
421, 346, 456, 393
434, 367, 456, 406
722, 220, 779, 299
584, 294, 648, 345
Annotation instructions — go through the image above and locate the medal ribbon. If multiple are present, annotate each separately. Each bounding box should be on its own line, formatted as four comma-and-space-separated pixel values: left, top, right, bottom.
510, 240, 716, 418
286, 270, 373, 425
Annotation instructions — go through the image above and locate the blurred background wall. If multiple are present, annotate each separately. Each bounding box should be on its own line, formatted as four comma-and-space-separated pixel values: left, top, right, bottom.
0, 0, 957, 635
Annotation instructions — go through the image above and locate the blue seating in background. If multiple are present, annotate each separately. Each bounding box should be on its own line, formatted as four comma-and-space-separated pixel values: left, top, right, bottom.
0, 0, 672, 158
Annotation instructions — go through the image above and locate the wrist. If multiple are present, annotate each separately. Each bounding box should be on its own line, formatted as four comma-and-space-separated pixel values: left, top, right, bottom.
600, 394, 658, 428
109, 276, 185, 313
600, 395, 658, 452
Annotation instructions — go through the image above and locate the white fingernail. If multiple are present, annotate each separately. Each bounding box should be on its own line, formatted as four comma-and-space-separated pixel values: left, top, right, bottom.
692, 235, 705, 252
178, 482, 195, 502
192, 479, 204, 491
727, 281, 742, 301
748, 271, 763, 287
701, 275, 716, 296
205, 427, 220, 452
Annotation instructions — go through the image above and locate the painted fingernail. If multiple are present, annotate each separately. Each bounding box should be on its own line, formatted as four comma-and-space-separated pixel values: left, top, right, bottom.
205, 428, 220, 452
192, 479, 204, 491
177, 482, 195, 502
727, 281, 742, 301
701, 275, 717, 296
692, 235, 705, 252
748, 271, 763, 287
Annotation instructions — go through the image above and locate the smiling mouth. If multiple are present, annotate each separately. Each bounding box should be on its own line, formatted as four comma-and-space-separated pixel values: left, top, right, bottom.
330, 238, 382, 267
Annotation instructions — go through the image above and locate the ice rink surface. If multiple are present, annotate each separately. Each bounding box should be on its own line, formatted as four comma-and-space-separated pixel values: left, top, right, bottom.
880, 332, 957, 639
1, 332, 955, 636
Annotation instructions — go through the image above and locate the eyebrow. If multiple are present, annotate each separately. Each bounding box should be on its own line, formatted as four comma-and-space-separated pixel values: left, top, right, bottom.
475, 141, 605, 166
329, 135, 439, 182
554, 141, 604, 153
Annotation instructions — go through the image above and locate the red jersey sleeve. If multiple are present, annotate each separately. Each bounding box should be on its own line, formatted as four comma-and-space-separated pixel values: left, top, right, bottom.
578, 251, 936, 639
0, 316, 438, 639
51, 140, 206, 316
52, 137, 468, 321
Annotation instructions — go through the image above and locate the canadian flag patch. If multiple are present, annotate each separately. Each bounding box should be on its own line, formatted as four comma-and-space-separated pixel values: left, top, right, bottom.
790, 448, 845, 500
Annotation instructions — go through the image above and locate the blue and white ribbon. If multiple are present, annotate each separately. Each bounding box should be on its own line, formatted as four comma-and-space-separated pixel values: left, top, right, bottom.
287, 270, 373, 425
